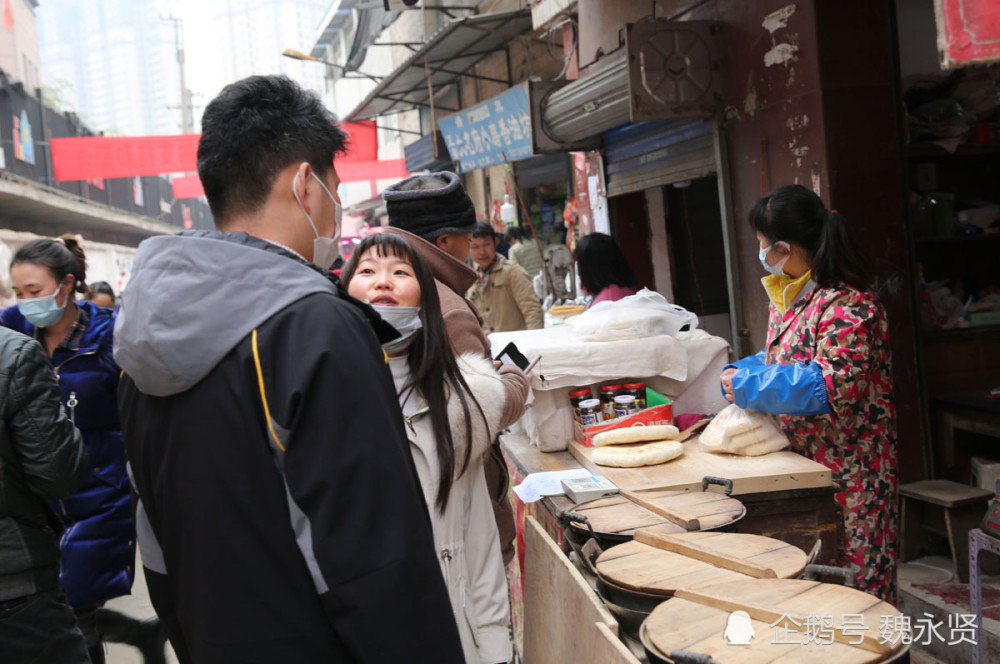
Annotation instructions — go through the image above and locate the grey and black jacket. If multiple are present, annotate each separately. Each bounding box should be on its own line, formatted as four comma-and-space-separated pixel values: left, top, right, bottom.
114, 231, 464, 664
0, 327, 89, 602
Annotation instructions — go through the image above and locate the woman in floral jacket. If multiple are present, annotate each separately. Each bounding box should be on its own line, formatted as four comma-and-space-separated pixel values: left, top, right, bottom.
720, 184, 898, 602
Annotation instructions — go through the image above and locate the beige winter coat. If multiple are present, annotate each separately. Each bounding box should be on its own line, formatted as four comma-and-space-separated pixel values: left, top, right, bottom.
467, 256, 544, 333
391, 352, 512, 664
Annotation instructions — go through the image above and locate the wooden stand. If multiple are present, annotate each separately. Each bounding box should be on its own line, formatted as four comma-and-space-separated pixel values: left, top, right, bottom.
900, 479, 993, 582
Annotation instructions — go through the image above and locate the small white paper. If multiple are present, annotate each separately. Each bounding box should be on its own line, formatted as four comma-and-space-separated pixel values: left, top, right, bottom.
513, 468, 593, 503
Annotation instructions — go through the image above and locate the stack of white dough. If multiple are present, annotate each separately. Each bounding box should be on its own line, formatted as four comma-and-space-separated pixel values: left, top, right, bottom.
591, 425, 684, 468
699, 404, 789, 456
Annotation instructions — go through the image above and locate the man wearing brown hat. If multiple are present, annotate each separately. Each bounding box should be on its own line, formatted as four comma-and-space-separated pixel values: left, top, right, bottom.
383, 171, 527, 566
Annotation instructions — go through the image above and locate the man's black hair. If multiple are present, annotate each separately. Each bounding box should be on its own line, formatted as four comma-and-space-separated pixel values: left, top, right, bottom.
197, 75, 349, 225
472, 222, 496, 240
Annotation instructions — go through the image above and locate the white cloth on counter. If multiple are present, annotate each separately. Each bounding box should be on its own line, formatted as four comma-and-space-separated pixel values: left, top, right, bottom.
490, 328, 732, 452
489, 325, 689, 390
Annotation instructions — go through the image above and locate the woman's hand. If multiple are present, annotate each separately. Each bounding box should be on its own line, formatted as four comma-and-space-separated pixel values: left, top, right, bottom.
720, 368, 736, 403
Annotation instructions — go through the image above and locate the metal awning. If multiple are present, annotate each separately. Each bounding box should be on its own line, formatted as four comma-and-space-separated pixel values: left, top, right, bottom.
345, 8, 534, 122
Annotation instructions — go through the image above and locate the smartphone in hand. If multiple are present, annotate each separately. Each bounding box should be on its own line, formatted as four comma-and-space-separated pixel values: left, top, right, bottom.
495, 342, 535, 371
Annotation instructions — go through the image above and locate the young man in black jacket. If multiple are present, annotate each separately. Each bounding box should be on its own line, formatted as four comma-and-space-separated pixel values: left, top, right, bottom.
114, 75, 464, 663
0, 327, 90, 663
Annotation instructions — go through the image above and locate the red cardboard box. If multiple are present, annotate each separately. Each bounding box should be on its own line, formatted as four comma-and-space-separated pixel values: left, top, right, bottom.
574, 403, 675, 447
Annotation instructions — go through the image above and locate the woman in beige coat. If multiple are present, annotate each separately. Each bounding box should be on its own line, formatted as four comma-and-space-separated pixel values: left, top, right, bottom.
345, 234, 521, 664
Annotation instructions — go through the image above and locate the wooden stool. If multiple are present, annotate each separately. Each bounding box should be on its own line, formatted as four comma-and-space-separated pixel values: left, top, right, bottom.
900, 480, 993, 582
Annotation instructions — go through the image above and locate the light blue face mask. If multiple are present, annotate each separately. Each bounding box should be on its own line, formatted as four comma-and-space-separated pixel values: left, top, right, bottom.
17, 282, 69, 328
372, 304, 423, 354
758, 243, 790, 277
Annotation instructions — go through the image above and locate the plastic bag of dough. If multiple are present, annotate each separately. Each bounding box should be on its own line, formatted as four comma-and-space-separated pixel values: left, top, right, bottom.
699, 404, 789, 456
571, 288, 699, 341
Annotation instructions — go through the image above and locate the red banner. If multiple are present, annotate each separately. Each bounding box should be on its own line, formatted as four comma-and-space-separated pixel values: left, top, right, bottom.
341, 120, 377, 163
51, 135, 201, 181
171, 159, 410, 199
937, 0, 1000, 68
171, 175, 205, 200
52, 125, 384, 183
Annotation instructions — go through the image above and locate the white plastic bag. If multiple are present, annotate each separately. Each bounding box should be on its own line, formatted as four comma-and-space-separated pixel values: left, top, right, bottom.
571, 289, 699, 341
700, 404, 789, 456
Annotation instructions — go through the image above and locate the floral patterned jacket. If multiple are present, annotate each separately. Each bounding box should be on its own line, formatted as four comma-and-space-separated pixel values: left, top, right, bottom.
729, 280, 898, 601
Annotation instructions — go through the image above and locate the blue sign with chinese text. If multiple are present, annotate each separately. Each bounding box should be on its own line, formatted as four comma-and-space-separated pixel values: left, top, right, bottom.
438, 84, 534, 171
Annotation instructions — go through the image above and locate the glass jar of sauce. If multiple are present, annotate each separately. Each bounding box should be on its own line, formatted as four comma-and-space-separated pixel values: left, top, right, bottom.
623, 382, 647, 410
569, 388, 594, 423
578, 398, 602, 426
600, 385, 623, 420
613, 395, 638, 418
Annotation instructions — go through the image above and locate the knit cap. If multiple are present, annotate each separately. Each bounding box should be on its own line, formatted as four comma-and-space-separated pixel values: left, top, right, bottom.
384, 171, 477, 242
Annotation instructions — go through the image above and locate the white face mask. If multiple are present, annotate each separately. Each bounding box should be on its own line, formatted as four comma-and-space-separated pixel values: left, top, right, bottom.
758, 242, 790, 277
371, 304, 422, 354
292, 171, 342, 269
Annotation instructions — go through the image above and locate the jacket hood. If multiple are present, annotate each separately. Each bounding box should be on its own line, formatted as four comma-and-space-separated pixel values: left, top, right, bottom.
382, 227, 477, 296
114, 231, 337, 397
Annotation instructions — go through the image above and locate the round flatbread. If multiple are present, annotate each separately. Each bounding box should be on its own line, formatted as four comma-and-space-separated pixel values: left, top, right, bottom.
592, 440, 684, 468
592, 424, 680, 447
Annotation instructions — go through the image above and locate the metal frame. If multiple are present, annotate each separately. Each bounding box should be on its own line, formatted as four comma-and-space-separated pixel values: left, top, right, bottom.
345, 8, 533, 122
969, 528, 1000, 664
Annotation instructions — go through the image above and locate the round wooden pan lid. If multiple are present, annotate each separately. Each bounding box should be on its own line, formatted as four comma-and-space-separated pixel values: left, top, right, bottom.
596, 533, 808, 596
643, 579, 907, 663
571, 490, 746, 536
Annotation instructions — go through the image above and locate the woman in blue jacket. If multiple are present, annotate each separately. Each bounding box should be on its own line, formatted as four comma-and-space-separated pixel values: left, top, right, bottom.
2, 236, 164, 664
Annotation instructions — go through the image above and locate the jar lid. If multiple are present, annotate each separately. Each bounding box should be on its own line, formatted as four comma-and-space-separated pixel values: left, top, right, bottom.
623, 382, 646, 389
578, 398, 601, 408
614, 395, 636, 404
569, 388, 592, 397
601, 385, 623, 392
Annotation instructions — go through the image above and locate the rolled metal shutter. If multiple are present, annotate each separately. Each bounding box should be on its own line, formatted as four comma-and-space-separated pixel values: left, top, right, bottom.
514, 152, 570, 190
539, 53, 630, 145
404, 131, 453, 173
602, 120, 715, 197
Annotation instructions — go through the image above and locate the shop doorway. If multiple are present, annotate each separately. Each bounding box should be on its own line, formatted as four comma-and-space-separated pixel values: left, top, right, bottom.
663, 176, 732, 342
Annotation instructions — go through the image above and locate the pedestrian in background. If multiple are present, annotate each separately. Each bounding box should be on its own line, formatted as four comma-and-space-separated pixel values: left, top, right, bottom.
575, 232, 638, 308
467, 222, 544, 333
383, 172, 529, 567
86, 281, 116, 309
2, 236, 164, 663
0, 326, 90, 664
344, 233, 517, 664
114, 75, 464, 663
507, 225, 544, 283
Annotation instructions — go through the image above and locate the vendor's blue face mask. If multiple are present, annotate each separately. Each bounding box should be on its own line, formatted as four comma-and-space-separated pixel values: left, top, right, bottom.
758, 242, 790, 277
17, 280, 70, 328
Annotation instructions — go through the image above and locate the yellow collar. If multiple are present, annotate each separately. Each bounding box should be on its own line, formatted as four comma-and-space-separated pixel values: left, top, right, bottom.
762, 270, 815, 314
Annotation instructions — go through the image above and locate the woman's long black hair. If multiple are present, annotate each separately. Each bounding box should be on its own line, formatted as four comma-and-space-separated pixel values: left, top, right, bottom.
575, 232, 636, 296
342, 233, 487, 512
749, 184, 871, 292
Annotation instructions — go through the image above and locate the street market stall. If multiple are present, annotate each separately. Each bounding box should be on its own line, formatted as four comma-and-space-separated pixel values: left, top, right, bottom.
491, 297, 869, 661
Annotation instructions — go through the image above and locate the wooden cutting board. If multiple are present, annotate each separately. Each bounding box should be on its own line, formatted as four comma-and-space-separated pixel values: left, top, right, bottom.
569, 436, 833, 494
568, 490, 744, 537
596, 533, 808, 596
643, 579, 906, 663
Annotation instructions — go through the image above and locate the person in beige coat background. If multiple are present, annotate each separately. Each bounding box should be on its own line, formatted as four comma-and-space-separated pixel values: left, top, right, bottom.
467, 223, 544, 333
